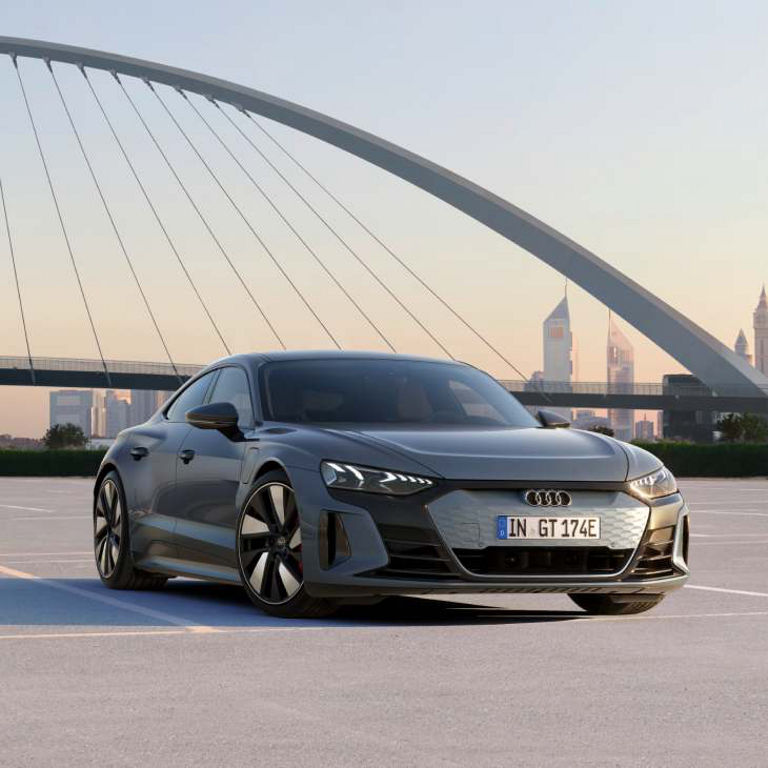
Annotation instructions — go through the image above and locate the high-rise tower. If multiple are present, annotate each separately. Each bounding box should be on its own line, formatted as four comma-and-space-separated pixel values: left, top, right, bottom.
543, 295, 573, 419
754, 286, 768, 376
734, 329, 752, 365
607, 317, 634, 442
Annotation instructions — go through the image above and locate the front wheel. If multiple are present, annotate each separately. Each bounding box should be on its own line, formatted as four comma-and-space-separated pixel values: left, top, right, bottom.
569, 593, 665, 615
94, 470, 167, 590
237, 470, 337, 619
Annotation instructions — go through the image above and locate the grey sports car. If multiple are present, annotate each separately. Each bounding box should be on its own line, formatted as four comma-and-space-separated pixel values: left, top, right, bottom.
93, 352, 690, 618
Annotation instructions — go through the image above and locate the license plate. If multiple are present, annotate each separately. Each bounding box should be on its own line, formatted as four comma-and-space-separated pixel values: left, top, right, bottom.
496, 515, 601, 540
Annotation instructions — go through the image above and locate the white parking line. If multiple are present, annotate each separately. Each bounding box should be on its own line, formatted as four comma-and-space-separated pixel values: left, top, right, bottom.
0, 564, 217, 633
0, 504, 54, 512
0, 610, 766, 642
685, 584, 768, 598
692, 510, 768, 518
1, 559, 94, 564
0, 551, 92, 557
693, 540, 768, 546
7, 515, 91, 521
687, 501, 768, 507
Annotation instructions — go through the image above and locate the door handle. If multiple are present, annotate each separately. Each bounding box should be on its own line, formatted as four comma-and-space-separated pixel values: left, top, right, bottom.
130, 446, 149, 461
178, 449, 196, 464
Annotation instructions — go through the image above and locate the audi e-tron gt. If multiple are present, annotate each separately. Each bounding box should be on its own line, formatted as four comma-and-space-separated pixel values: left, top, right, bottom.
93, 352, 690, 618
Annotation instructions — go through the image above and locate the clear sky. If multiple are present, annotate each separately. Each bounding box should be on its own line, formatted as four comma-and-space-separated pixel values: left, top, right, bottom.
1, 1, 767, 436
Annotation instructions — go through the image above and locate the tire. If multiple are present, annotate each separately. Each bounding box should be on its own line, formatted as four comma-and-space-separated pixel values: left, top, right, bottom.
568, 593, 665, 615
237, 469, 338, 619
94, 470, 167, 591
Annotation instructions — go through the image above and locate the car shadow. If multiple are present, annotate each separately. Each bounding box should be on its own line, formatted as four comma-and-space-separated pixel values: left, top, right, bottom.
0, 576, 587, 629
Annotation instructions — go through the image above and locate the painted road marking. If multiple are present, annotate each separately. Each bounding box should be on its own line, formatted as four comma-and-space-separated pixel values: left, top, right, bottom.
0, 611, 767, 641
0, 551, 92, 557
1, 558, 94, 564
686, 584, 768, 598
693, 540, 768, 546
7, 515, 91, 521
687, 501, 768, 508
691, 510, 768, 518
0, 564, 217, 633
0, 504, 54, 512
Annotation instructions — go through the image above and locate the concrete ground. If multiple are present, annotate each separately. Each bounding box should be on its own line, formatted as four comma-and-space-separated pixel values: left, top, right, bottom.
0, 477, 767, 767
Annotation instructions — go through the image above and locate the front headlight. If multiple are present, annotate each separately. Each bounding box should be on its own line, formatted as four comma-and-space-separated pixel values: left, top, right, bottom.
629, 466, 677, 500
320, 461, 435, 495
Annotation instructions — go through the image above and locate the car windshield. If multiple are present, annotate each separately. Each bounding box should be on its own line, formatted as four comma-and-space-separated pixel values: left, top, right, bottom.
259, 359, 538, 427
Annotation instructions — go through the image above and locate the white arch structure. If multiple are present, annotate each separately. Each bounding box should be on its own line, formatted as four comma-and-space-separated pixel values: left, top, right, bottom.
1, 36, 766, 398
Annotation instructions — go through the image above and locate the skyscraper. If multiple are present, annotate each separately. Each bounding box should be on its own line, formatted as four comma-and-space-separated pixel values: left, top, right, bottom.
754, 285, 768, 376
50, 390, 92, 435
607, 317, 634, 442
542, 294, 573, 419
105, 391, 130, 438
91, 390, 106, 438
129, 390, 166, 426
734, 329, 752, 365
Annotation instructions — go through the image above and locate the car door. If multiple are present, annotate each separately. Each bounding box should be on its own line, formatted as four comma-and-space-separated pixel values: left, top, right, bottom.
173, 365, 255, 569
125, 371, 218, 563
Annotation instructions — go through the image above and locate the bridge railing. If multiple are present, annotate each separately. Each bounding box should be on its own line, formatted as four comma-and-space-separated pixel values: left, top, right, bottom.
499, 379, 768, 399
2, 356, 768, 402
0, 355, 202, 378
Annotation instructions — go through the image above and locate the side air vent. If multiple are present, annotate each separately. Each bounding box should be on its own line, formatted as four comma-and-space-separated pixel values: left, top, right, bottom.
627, 525, 676, 579
318, 513, 351, 570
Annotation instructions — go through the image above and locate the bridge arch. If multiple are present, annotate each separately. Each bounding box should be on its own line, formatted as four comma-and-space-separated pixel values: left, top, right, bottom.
1, 36, 765, 397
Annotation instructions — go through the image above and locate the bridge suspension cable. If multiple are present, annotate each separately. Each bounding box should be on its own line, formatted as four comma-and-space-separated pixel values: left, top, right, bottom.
47, 62, 182, 383
0, 176, 35, 383
110, 75, 285, 351
80, 68, 231, 355
216, 101, 456, 360
141, 80, 341, 350
240, 112, 534, 381
211, 99, 457, 360
11, 56, 112, 386
178, 91, 398, 354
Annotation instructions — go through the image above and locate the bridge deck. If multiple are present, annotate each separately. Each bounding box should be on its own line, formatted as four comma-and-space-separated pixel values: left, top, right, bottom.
2, 356, 767, 413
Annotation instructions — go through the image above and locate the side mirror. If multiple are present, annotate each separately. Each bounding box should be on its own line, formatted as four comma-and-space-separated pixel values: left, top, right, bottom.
537, 409, 570, 429
186, 402, 239, 434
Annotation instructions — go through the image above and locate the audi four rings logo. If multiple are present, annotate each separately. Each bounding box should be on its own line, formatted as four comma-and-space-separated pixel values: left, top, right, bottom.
524, 489, 572, 507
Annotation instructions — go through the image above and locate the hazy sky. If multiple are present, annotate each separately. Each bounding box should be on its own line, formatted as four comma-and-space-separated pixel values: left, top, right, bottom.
1, 1, 767, 436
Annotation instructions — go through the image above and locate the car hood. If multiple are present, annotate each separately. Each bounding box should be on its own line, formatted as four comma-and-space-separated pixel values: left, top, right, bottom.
332, 425, 633, 482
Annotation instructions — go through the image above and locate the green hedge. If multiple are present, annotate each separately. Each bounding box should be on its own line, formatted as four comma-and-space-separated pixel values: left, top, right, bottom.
0, 449, 107, 477
1, 444, 766, 478
634, 441, 768, 477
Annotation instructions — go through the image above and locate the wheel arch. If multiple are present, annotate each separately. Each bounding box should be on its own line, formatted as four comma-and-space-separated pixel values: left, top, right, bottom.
94, 461, 118, 495
252, 459, 290, 483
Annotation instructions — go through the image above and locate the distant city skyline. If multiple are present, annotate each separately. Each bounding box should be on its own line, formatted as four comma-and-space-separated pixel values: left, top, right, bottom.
49, 388, 168, 438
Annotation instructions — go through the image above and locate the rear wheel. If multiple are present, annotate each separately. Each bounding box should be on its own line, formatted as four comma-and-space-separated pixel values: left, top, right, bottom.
569, 593, 665, 615
94, 470, 167, 590
237, 470, 337, 618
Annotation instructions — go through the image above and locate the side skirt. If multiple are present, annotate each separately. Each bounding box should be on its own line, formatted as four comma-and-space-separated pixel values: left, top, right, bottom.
136, 556, 241, 585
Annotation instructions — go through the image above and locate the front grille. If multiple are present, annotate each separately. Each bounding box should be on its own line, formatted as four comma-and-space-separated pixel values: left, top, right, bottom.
627, 525, 675, 579
453, 546, 633, 576
368, 523, 456, 579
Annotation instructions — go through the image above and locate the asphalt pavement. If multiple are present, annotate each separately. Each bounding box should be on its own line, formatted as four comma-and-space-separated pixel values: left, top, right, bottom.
1, 477, 767, 767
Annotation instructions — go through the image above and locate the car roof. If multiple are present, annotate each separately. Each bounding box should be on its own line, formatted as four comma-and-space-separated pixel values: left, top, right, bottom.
201, 350, 466, 369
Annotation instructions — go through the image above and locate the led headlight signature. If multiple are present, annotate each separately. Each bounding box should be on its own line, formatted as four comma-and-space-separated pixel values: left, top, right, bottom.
321, 461, 435, 495
629, 466, 677, 500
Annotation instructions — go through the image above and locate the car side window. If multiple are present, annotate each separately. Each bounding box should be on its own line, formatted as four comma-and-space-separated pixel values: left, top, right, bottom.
165, 372, 216, 423
208, 366, 254, 428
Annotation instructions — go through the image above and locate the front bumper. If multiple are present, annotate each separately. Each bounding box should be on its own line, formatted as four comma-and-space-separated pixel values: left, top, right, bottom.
290, 468, 690, 599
